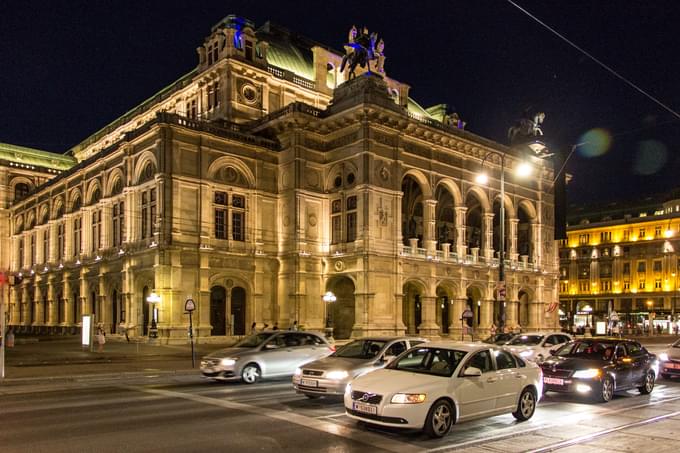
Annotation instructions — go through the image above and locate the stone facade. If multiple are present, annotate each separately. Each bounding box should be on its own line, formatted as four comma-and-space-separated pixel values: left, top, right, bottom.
6, 15, 559, 342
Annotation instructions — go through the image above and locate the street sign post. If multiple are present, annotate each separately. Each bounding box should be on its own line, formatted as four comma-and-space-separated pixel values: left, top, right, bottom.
185, 298, 196, 368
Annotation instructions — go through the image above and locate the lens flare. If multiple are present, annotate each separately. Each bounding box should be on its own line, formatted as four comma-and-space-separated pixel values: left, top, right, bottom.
633, 140, 667, 175
578, 129, 612, 157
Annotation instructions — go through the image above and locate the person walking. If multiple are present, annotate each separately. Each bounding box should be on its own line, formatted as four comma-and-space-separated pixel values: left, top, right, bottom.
290, 321, 298, 331
250, 322, 257, 335
96, 325, 106, 352
272, 322, 279, 331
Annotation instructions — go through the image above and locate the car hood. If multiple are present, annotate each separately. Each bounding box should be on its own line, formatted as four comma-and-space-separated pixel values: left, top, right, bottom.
303, 356, 377, 372
540, 356, 606, 371
350, 368, 446, 394
203, 347, 254, 359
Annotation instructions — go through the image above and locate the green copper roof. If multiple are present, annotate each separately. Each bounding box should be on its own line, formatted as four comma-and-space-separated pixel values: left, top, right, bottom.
0, 142, 76, 171
257, 22, 318, 80
407, 97, 435, 119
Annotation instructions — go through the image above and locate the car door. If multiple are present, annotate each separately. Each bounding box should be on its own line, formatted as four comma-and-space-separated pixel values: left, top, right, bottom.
627, 342, 647, 384
281, 333, 314, 371
613, 343, 633, 388
492, 349, 523, 410
456, 349, 498, 419
304, 333, 331, 361
260, 334, 290, 375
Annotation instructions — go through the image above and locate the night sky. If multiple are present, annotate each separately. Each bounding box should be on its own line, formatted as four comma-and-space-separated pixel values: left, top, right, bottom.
2, 1, 679, 206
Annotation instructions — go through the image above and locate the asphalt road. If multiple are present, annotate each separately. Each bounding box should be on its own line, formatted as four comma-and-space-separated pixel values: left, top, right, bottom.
3, 368, 680, 453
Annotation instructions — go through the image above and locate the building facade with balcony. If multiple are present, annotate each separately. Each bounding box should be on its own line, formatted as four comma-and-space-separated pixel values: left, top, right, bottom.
7, 15, 560, 342
559, 193, 680, 334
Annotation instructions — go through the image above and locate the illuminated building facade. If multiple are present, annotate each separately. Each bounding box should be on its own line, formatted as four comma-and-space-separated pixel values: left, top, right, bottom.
7, 15, 559, 342
559, 194, 680, 333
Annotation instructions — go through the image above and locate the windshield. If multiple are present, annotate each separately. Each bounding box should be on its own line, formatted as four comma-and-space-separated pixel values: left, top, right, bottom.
234, 333, 274, 348
483, 334, 515, 345
508, 335, 543, 346
334, 339, 387, 359
555, 340, 612, 360
387, 347, 467, 377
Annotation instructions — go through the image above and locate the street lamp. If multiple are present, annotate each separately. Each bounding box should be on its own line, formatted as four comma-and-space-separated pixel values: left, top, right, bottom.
146, 292, 161, 339
476, 152, 532, 333
323, 291, 336, 340
646, 299, 653, 336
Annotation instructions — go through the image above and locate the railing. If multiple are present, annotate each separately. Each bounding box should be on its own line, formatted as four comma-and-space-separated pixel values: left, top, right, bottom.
267, 65, 316, 90
396, 246, 545, 272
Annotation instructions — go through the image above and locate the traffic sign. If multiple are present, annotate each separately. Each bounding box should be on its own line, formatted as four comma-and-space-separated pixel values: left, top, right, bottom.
461, 308, 474, 319
185, 298, 196, 312
610, 310, 619, 322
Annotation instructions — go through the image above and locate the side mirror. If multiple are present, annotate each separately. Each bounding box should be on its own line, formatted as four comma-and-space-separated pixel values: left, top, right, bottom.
462, 366, 482, 377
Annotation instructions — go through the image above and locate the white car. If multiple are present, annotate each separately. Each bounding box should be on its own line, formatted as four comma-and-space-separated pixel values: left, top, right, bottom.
344, 341, 542, 438
505, 332, 573, 363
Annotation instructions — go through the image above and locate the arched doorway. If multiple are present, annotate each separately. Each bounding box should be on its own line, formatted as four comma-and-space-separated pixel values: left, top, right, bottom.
518, 290, 530, 330
492, 198, 511, 259
401, 176, 424, 247
403, 281, 424, 335
210, 286, 227, 336
142, 286, 150, 335
327, 277, 355, 340
465, 286, 483, 332
112, 290, 118, 334
231, 287, 246, 336
435, 186, 456, 250
436, 286, 451, 334
518, 203, 535, 261
465, 192, 483, 251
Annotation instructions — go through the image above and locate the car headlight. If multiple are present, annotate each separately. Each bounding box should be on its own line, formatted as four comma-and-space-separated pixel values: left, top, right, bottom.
326, 370, 349, 380
345, 383, 352, 395
659, 353, 669, 362
390, 393, 427, 404
573, 368, 601, 379
520, 350, 533, 357
220, 358, 238, 367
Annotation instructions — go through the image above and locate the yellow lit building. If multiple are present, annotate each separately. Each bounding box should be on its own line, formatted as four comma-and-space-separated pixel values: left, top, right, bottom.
559, 195, 680, 333
6, 15, 560, 342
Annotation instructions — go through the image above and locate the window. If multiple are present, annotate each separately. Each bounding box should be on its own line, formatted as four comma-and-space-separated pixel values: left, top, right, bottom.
639, 228, 646, 239
560, 282, 568, 293
57, 223, 65, 260
18, 238, 24, 269
207, 41, 218, 65
112, 201, 124, 246
579, 281, 589, 292
386, 341, 407, 357
655, 226, 662, 238
73, 217, 81, 256
579, 264, 590, 278
579, 234, 590, 245
186, 99, 197, 119
638, 280, 646, 290
346, 196, 357, 242
623, 230, 630, 241
91, 210, 101, 251
141, 189, 156, 240
655, 279, 662, 290
14, 183, 30, 201
30, 233, 35, 266
462, 350, 493, 374
245, 40, 253, 60
331, 199, 342, 244
624, 281, 630, 290
494, 350, 517, 370
602, 280, 611, 291
43, 229, 49, 263
637, 261, 646, 273
623, 262, 630, 275
600, 231, 611, 243
653, 260, 662, 273
213, 191, 246, 241
207, 82, 220, 110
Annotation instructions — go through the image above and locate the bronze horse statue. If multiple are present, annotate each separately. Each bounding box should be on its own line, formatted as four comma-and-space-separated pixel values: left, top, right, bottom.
340, 27, 382, 79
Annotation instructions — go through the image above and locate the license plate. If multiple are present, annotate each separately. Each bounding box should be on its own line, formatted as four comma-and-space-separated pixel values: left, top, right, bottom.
301, 378, 318, 387
353, 402, 377, 415
544, 377, 564, 385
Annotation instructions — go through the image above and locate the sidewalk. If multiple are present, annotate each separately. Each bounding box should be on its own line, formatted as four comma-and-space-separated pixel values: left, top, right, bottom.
0, 334, 229, 384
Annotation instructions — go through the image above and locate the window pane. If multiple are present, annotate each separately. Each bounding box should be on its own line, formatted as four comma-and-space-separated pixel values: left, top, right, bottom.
346, 212, 357, 242
232, 212, 244, 241
215, 209, 226, 239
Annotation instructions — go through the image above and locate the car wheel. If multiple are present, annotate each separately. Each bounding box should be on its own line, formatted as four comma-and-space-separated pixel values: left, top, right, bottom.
596, 376, 614, 403
241, 363, 261, 384
661, 373, 671, 380
424, 399, 454, 438
512, 387, 536, 421
638, 370, 655, 394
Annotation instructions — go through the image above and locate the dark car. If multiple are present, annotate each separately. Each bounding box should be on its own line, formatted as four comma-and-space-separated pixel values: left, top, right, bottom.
658, 338, 680, 379
540, 338, 657, 403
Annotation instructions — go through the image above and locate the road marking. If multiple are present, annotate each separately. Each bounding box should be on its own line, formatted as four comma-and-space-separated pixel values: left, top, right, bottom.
316, 412, 349, 419
425, 393, 680, 452
527, 409, 680, 453
123, 385, 422, 453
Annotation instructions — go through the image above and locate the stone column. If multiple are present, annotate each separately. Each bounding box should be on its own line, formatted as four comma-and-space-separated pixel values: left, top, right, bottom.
529, 300, 542, 331
506, 299, 519, 331
449, 297, 467, 339
509, 218, 519, 261
21, 286, 29, 327
101, 203, 111, 250
532, 223, 540, 265
483, 213, 494, 261
423, 199, 437, 256
64, 214, 73, 259
409, 238, 418, 254
418, 295, 440, 336
441, 243, 451, 260
455, 206, 467, 258
479, 298, 493, 333
47, 276, 56, 325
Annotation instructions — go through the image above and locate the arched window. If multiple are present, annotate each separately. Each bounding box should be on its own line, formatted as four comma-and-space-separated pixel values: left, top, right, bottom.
14, 183, 30, 201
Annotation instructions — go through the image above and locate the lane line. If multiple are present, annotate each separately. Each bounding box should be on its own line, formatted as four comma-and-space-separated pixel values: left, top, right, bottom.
122, 385, 423, 453
527, 409, 680, 453
425, 392, 680, 452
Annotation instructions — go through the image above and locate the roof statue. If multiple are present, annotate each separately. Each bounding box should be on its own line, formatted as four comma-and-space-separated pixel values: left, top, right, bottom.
508, 108, 546, 145
340, 25, 386, 80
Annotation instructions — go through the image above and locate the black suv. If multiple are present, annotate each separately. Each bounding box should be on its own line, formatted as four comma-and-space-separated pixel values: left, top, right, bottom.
540, 338, 656, 403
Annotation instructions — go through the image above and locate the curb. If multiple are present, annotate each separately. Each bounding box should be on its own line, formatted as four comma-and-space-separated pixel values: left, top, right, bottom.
0, 368, 200, 385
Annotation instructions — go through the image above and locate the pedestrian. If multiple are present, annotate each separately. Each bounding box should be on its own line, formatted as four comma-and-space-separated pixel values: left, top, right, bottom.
250, 322, 257, 335
6, 329, 15, 348
263, 323, 269, 331
272, 322, 279, 331
96, 325, 106, 352
489, 323, 497, 337
120, 322, 130, 343
290, 320, 298, 331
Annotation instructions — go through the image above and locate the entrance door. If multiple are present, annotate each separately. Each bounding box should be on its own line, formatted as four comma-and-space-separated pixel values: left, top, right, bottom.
231, 287, 246, 336
441, 295, 449, 334
210, 286, 227, 336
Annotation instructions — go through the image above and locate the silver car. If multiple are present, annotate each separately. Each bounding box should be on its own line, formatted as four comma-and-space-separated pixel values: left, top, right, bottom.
293, 336, 427, 397
201, 331, 334, 384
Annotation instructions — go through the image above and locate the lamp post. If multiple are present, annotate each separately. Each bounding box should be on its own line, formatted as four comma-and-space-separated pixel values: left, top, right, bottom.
323, 291, 336, 341
646, 299, 653, 336
476, 152, 532, 334
146, 292, 161, 341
